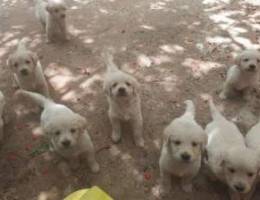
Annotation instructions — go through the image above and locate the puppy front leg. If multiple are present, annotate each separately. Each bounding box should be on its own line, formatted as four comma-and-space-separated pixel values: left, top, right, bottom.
13, 74, 20, 89
159, 170, 172, 197
132, 116, 144, 147
181, 177, 193, 193
35, 62, 50, 97
219, 82, 234, 100
109, 112, 121, 143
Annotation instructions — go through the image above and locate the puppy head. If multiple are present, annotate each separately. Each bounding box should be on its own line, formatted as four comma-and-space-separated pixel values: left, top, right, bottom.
7, 47, 38, 77
104, 72, 140, 99
222, 147, 260, 194
235, 49, 260, 72
46, 0, 67, 20
44, 113, 86, 152
165, 121, 207, 163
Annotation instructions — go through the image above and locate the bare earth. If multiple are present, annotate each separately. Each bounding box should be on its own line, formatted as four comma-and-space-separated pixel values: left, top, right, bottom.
1, 0, 260, 199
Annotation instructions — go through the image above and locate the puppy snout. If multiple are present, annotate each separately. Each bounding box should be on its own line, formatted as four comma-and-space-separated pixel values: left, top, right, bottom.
20, 69, 28, 76
234, 183, 245, 193
249, 64, 256, 70
118, 87, 127, 96
181, 152, 191, 162
62, 140, 71, 148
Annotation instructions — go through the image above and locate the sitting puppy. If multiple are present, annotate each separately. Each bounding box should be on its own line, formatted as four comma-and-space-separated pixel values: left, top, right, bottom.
35, 0, 68, 43
7, 38, 50, 97
0, 91, 6, 142
219, 50, 260, 100
103, 50, 144, 147
159, 100, 207, 194
205, 99, 259, 200
17, 90, 100, 174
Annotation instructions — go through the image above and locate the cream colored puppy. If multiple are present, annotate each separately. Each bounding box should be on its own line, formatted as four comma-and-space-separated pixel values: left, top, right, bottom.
7, 38, 50, 97
159, 100, 207, 194
205, 99, 259, 200
220, 50, 260, 100
17, 90, 100, 173
0, 91, 6, 142
103, 50, 144, 147
35, 0, 68, 43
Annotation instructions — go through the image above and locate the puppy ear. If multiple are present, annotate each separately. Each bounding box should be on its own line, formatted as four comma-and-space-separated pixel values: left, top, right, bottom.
132, 79, 140, 96
103, 83, 111, 96
30, 52, 38, 66
235, 53, 242, 67
200, 132, 208, 152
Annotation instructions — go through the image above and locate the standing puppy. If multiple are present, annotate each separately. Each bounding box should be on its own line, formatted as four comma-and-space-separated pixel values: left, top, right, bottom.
35, 0, 68, 43
17, 90, 100, 174
205, 99, 259, 200
219, 50, 260, 100
7, 38, 50, 97
103, 50, 144, 147
159, 100, 207, 194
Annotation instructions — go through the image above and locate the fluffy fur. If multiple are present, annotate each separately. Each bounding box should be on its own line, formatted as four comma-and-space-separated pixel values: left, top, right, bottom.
35, 0, 68, 43
103, 49, 144, 147
7, 38, 50, 97
219, 50, 260, 100
205, 99, 259, 200
17, 90, 100, 173
159, 100, 207, 194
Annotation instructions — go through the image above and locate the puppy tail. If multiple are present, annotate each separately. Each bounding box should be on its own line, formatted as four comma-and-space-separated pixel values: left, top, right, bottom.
17, 37, 30, 52
208, 98, 222, 121
16, 89, 53, 108
184, 100, 195, 118
102, 48, 119, 72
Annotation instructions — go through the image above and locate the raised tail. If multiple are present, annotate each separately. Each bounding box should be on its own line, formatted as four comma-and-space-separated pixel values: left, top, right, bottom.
208, 98, 222, 121
183, 100, 195, 118
17, 90, 53, 108
102, 48, 119, 73
17, 37, 30, 53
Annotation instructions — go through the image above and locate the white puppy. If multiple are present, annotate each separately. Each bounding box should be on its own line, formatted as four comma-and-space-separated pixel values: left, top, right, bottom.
220, 50, 260, 100
7, 38, 50, 97
0, 91, 6, 142
103, 50, 144, 147
17, 90, 100, 173
35, 0, 68, 43
205, 99, 259, 200
159, 100, 207, 194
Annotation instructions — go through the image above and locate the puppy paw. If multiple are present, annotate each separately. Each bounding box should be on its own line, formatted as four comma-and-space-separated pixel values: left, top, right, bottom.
181, 183, 193, 193
111, 132, 121, 143
90, 162, 100, 173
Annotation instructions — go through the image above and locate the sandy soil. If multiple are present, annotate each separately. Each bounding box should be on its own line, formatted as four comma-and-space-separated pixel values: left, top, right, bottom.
0, 0, 260, 199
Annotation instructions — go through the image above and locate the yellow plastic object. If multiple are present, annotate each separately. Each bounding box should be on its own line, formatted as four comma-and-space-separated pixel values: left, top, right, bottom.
64, 186, 113, 200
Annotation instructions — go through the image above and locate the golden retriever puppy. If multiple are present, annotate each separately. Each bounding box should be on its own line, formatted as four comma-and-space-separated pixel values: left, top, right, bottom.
159, 100, 207, 195
220, 50, 260, 100
102, 50, 144, 147
7, 38, 50, 97
205, 99, 260, 200
35, 0, 68, 43
17, 90, 100, 174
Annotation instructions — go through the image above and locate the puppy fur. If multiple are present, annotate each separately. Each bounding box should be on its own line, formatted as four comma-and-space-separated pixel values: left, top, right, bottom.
205, 99, 259, 200
103, 50, 144, 147
159, 100, 207, 194
35, 0, 68, 43
0, 91, 5, 142
17, 90, 100, 174
7, 38, 50, 97
219, 50, 260, 100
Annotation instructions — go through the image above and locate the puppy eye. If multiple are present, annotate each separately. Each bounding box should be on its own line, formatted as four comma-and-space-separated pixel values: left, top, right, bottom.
25, 60, 31, 64
70, 128, 76, 133
247, 172, 254, 177
173, 140, 181, 145
55, 131, 60, 136
126, 82, 131, 86
228, 168, 235, 173
243, 58, 249, 62
112, 83, 118, 88
192, 142, 198, 147
14, 62, 18, 68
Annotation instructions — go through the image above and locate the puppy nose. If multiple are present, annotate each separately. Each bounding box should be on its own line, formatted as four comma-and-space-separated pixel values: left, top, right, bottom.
249, 64, 256, 70
234, 183, 245, 192
62, 140, 71, 147
118, 87, 126, 95
20, 69, 28, 76
181, 152, 191, 161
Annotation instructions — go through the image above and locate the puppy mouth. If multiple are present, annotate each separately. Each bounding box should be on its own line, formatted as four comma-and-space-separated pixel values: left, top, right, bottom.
117, 88, 128, 97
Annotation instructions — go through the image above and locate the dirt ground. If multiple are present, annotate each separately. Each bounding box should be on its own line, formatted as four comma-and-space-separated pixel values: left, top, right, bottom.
1, 0, 260, 199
